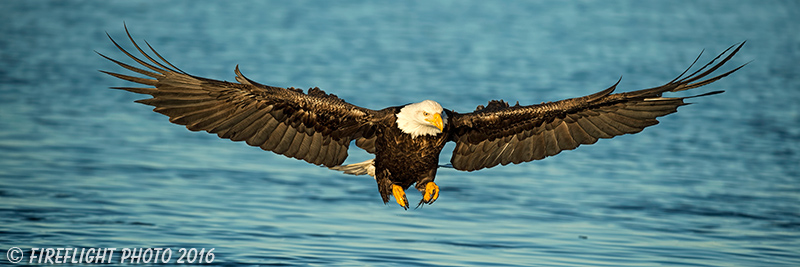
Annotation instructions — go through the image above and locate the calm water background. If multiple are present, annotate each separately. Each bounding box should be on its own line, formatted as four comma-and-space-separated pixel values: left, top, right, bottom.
1, 1, 799, 266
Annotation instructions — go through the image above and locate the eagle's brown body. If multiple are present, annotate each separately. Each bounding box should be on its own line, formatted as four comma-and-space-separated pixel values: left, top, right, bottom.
374, 111, 451, 205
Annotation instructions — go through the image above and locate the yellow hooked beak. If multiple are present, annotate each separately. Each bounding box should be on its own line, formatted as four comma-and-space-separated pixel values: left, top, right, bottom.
425, 113, 444, 131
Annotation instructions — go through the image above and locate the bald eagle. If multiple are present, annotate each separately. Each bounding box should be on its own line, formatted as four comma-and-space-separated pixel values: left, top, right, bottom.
100, 27, 745, 209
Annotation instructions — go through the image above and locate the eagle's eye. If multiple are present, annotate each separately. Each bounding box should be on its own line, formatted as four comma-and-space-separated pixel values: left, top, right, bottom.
423, 112, 429, 116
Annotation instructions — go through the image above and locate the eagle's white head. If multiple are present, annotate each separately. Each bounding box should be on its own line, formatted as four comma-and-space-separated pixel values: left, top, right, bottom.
395, 100, 448, 138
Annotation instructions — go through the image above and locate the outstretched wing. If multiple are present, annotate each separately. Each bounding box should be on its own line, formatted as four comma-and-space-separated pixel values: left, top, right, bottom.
99, 26, 385, 167
448, 42, 746, 171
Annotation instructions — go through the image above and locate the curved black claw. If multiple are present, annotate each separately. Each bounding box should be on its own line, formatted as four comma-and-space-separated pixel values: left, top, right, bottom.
392, 184, 409, 210
415, 182, 440, 208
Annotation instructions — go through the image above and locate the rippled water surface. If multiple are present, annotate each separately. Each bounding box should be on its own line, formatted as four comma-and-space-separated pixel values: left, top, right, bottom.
2, 1, 799, 266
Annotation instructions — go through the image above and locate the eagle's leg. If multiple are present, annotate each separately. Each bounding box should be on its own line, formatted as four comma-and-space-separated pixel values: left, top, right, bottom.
416, 181, 439, 208
376, 169, 408, 209
392, 184, 409, 210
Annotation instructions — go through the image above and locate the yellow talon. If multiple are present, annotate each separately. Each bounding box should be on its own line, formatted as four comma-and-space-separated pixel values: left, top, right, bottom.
423, 182, 440, 203
392, 184, 409, 210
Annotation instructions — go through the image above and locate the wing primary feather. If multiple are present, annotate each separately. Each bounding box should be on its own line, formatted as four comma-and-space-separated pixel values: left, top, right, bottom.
97, 52, 162, 79
105, 32, 166, 75
101, 71, 157, 86
184, 106, 237, 131
122, 24, 182, 74
680, 63, 748, 91
231, 108, 271, 141
110, 87, 157, 94
146, 98, 216, 110
668, 49, 704, 84
675, 42, 745, 88
676, 45, 734, 85
143, 39, 187, 74
686, 90, 725, 99
209, 102, 260, 135
160, 101, 229, 120
226, 107, 270, 141
247, 116, 279, 147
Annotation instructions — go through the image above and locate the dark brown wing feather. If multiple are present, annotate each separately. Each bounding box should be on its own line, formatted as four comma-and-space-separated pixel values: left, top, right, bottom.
449, 42, 746, 171
99, 26, 385, 167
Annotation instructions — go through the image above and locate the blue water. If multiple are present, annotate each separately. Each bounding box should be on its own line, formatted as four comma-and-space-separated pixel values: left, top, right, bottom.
2, 1, 799, 266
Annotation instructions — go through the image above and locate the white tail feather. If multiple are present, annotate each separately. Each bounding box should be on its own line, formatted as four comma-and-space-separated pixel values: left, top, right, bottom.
329, 159, 376, 177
